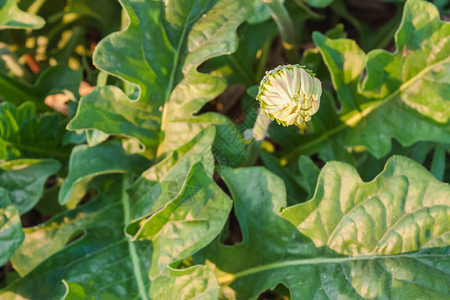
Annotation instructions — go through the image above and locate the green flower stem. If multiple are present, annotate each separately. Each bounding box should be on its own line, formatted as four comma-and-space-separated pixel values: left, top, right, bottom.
243, 109, 271, 166
263, 0, 300, 63
97, 71, 109, 86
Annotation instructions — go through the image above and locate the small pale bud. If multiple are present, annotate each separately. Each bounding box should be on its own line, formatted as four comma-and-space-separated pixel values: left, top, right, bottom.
256, 65, 322, 127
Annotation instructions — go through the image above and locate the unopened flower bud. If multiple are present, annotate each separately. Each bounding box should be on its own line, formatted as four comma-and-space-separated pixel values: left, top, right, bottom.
256, 64, 322, 126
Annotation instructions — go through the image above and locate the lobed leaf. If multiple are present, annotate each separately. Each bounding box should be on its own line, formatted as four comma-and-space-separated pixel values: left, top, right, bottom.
69, 0, 251, 162
206, 156, 449, 299
142, 163, 232, 279
282, 156, 450, 255
126, 126, 216, 230
2, 130, 233, 299
3, 176, 152, 299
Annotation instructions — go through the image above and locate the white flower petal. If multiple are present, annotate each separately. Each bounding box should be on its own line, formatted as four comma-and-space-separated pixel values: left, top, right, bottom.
262, 94, 290, 106
313, 77, 322, 100
291, 68, 301, 96
267, 81, 288, 102
300, 69, 313, 98
280, 69, 294, 97
265, 105, 285, 114
311, 98, 320, 114
258, 65, 321, 126
272, 107, 292, 120
303, 97, 313, 109
286, 114, 296, 126
271, 76, 292, 101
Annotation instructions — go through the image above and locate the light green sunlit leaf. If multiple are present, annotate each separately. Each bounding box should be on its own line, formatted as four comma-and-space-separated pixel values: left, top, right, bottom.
205, 156, 449, 299
69, 0, 251, 163
0, 0, 45, 30
0, 188, 24, 266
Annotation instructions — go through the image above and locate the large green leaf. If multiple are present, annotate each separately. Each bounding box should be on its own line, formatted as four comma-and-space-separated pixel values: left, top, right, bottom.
0, 0, 45, 30
93, 0, 249, 106
2, 130, 232, 299
157, 0, 251, 160
0, 102, 72, 161
205, 156, 449, 299
140, 163, 232, 279
285, 0, 450, 161
0, 188, 24, 266
282, 156, 449, 255
58, 140, 150, 208
2, 176, 153, 300
69, 0, 251, 157
0, 159, 60, 214
129, 128, 231, 295
126, 126, 216, 233
67, 86, 161, 148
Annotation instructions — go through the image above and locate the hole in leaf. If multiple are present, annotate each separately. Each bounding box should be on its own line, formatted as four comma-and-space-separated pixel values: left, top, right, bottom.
44, 175, 58, 188
79, 188, 98, 205
21, 209, 49, 228
258, 283, 290, 300
310, 153, 325, 169
215, 171, 243, 245
0, 262, 15, 289
175, 256, 194, 270
65, 230, 86, 246
222, 207, 243, 246
196, 84, 246, 117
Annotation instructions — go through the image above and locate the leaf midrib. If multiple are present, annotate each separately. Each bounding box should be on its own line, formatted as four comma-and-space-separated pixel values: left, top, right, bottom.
217, 253, 447, 284
283, 55, 450, 162
165, 1, 202, 100
122, 175, 149, 300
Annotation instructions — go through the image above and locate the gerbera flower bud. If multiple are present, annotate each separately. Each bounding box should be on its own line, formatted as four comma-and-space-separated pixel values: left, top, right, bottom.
256, 64, 322, 126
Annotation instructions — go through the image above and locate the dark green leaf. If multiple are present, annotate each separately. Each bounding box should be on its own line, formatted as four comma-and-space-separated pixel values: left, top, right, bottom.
59, 140, 150, 208
430, 145, 446, 181
306, 0, 334, 8
0, 102, 72, 161
3, 176, 152, 300
0, 66, 82, 111
0, 159, 60, 214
